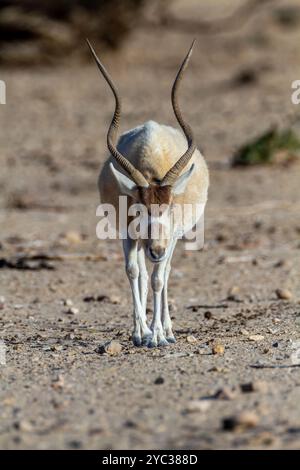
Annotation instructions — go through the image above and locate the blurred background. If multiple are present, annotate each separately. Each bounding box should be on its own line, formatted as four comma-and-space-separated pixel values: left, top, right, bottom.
1, 0, 300, 234
0, 0, 300, 450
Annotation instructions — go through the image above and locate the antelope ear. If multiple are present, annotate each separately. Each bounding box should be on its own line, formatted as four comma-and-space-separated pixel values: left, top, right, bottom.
172, 164, 195, 195
109, 163, 138, 198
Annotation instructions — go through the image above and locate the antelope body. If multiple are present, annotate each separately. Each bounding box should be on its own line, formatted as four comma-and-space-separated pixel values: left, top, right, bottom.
88, 40, 209, 348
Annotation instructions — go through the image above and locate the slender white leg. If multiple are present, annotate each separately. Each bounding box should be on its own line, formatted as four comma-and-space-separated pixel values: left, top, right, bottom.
137, 247, 152, 345
137, 248, 148, 316
123, 238, 151, 346
162, 238, 177, 343
147, 257, 170, 348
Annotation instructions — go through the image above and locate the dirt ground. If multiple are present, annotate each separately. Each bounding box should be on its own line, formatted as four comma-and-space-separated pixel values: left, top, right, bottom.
0, 0, 300, 450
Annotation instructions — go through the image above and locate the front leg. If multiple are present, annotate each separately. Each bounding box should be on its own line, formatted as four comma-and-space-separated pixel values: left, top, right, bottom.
162, 238, 177, 343
137, 247, 148, 316
147, 258, 170, 348
123, 238, 151, 346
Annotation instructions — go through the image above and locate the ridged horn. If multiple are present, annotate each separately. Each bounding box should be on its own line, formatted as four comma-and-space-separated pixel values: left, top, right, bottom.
161, 40, 197, 186
86, 39, 149, 188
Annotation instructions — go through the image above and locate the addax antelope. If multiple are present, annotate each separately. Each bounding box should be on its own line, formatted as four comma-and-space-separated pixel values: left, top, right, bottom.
87, 39, 209, 348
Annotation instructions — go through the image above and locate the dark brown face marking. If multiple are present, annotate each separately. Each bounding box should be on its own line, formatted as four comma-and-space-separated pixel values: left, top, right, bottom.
137, 185, 172, 212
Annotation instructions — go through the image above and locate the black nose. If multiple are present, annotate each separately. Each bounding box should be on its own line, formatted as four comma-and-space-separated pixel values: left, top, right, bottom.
149, 247, 165, 260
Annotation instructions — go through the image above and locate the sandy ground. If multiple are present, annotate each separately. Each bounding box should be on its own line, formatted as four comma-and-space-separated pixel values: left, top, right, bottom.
0, 0, 300, 450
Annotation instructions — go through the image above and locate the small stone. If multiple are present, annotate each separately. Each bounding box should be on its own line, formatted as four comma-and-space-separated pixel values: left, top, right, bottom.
204, 311, 212, 320
96, 340, 122, 355
64, 231, 82, 244
14, 420, 33, 432
65, 307, 79, 315
216, 232, 228, 242
63, 299, 73, 307
109, 295, 121, 305
222, 411, 259, 431
274, 259, 287, 268
208, 366, 226, 373
240, 328, 249, 336
68, 440, 82, 449
240, 380, 268, 393
227, 286, 240, 301
184, 400, 211, 413
249, 334, 265, 342
124, 420, 137, 428
64, 333, 75, 340
154, 376, 164, 385
186, 335, 197, 344
212, 343, 225, 355
83, 295, 96, 302
276, 288, 292, 300
214, 387, 237, 400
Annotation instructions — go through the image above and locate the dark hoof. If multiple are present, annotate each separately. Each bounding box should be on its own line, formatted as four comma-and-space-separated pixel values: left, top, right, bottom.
142, 335, 152, 347
147, 339, 158, 348
166, 336, 176, 344
132, 335, 142, 347
158, 339, 169, 347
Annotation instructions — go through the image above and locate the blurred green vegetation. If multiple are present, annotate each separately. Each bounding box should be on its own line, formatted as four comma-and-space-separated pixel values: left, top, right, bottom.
232, 128, 300, 167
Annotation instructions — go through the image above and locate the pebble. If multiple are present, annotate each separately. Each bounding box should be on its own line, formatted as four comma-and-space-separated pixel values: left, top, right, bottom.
212, 343, 225, 355
63, 299, 73, 307
154, 376, 165, 385
68, 440, 82, 449
65, 307, 79, 315
14, 420, 33, 432
186, 335, 197, 344
240, 328, 249, 336
64, 333, 75, 340
214, 387, 237, 400
274, 259, 288, 268
249, 334, 265, 342
275, 288, 293, 300
208, 366, 229, 373
109, 295, 121, 305
204, 311, 212, 320
184, 400, 211, 413
227, 286, 240, 301
0, 296, 5, 309
96, 340, 122, 355
240, 380, 268, 393
64, 230, 82, 244
223, 411, 259, 431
